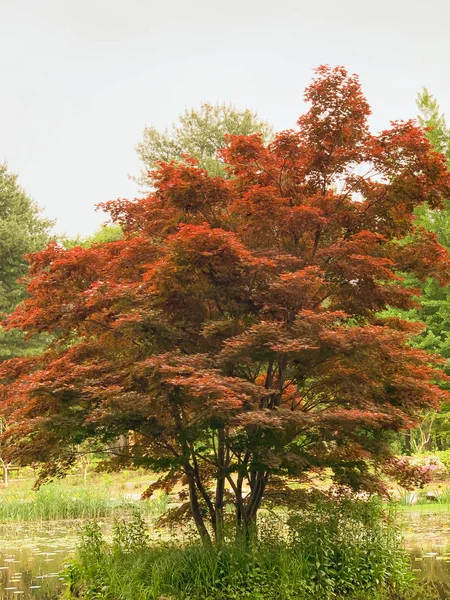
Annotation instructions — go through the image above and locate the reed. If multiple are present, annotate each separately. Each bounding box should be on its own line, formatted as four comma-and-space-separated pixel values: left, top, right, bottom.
0, 483, 167, 522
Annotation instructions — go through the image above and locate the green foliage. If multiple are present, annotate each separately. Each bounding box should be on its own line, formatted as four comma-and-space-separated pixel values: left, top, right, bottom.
113, 509, 151, 553
134, 102, 273, 186
0, 484, 118, 521
65, 498, 414, 600
413, 94, 450, 448
383, 90, 450, 452
62, 224, 123, 250
286, 498, 412, 598
434, 449, 450, 472
385, 92, 450, 451
397, 484, 450, 506
417, 89, 450, 165
0, 482, 167, 522
0, 162, 52, 360
387, 271, 450, 386
412, 205, 450, 381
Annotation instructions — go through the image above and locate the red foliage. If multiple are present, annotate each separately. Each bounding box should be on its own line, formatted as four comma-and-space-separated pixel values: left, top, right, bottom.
2, 65, 450, 542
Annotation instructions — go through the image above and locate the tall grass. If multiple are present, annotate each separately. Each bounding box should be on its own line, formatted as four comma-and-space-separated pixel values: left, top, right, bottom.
397, 485, 450, 508
64, 498, 415, 600
0, 483, 167, 522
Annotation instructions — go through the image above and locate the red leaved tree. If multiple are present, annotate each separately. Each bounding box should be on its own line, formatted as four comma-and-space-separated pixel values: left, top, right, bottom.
1, 66, 450, 545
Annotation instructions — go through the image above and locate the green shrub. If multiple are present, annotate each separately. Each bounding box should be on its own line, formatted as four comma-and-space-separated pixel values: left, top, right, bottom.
435, 450, 450, 474
286, 498, 412, 597
64, 498, 415, 600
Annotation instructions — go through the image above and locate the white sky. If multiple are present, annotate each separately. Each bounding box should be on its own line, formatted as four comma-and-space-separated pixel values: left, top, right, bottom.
1, 0, 449, 237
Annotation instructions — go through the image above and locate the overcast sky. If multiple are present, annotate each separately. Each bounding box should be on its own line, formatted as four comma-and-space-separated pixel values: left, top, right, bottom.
1, 0, 449, 236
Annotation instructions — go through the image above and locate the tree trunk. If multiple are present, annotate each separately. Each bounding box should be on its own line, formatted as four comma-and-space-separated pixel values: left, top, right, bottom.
404, 431, 412, 455
233, 471, 268, 546
0, 459, 8, 488
214, 428, 226, 545
187, 472, 212, 547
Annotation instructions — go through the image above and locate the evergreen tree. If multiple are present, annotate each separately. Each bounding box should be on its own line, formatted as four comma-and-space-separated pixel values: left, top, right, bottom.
0, 163, 52, 360
392, 91, 450, 450
414, 92, 450, 376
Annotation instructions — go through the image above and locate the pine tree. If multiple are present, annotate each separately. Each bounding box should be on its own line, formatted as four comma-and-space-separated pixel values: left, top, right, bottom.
0, 163, 52, 360
387, 90, 450, 450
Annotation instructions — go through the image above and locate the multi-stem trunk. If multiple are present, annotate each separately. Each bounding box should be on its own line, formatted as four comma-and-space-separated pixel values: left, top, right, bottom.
227, 466, 269, 545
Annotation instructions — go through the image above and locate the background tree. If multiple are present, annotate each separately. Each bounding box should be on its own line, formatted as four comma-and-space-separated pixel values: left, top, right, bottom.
62, 223, 123, 250
373, 91, 450, 454
0, 162, 52, 361
1, 67, 450, 546
386, 90, 450, 452
0, 163, 51, 485
405, 200, 450, 450
134, 102, 273, 187
417, 88, 450, 166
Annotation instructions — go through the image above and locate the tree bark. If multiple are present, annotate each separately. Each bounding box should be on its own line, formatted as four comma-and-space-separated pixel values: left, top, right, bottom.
230, 468, 269, 546
186, 472, 212, 547
404, 431, 412, 455
0, 459, 8, 488
214, 428, 226, 544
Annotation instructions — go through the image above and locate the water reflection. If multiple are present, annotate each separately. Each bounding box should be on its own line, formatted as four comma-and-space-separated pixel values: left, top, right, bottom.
401, 511, 450, 597
0, 522, 79, 599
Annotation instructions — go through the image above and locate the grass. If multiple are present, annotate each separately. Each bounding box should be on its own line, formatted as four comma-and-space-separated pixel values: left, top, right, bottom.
0, 481, 168, 522
2, 466, 159, 494
64, 498, 415, 600
395, 502, 450, 513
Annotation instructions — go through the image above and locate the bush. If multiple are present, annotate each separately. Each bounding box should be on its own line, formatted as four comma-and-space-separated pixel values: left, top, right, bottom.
64, 498, 415, 600
286, 498, 412, 597
398, 454, 447, 482
433, 450, 450, 475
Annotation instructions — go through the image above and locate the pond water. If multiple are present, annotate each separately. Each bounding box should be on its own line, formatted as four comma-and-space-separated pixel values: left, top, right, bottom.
0, 521, 79, 599
401, 510, 450, 596
0, 511, 449, 599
